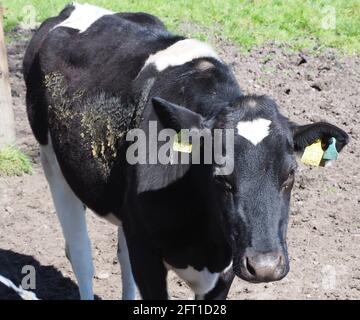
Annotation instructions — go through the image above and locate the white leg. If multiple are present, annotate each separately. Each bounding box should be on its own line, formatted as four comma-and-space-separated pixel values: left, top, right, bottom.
40, 139, 94, 300
117, 225, 136, 300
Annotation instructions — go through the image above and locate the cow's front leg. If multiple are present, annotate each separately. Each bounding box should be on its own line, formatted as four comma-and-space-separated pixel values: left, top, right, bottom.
127, 241, 168, 300
195, 268, 235, 300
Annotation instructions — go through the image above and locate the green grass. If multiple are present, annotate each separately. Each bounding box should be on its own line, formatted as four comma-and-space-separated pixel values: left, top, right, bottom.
2, 0, 360, 53
0, 145, 33, 176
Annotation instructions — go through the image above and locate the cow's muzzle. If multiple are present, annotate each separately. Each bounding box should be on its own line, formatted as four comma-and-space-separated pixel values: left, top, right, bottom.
234, 247, 289, 283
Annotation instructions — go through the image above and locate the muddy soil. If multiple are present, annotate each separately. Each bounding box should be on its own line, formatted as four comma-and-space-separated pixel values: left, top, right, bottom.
0, 27, 359, 299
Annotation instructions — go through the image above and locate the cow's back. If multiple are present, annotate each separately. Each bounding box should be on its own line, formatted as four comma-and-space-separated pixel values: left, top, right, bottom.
23, 4, 182, 216
36, 10, 180, 94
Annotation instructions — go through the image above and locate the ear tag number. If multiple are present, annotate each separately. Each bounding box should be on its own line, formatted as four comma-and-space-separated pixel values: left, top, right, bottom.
323, 137, 339, 160
301, 139, 324, 167
173, 132, 192, 153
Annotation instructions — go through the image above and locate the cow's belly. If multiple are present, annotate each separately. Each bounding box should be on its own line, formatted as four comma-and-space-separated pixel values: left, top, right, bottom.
50, 135, 123, 216
40, 134, 125, 230
48, 118, 127, 217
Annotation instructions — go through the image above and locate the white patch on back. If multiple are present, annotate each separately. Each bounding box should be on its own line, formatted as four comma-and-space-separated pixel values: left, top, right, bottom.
164, 261, 219, 295
143, 39, 220, 72
53, 3, 114, 33
236, 118, 272, 145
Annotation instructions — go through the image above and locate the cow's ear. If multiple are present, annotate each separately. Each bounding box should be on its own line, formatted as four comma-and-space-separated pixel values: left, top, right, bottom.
152, 97, 204, 131
291, 121, 349, 152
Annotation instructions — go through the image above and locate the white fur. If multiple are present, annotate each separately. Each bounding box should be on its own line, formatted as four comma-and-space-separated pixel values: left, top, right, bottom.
236, 118, 272, 145
53, 3, 113, 33
195, 260, 233, 300
143, 39, 220, 72
117, 225, 136, 300
164, 262, 219, 295
40, 136, 94, 300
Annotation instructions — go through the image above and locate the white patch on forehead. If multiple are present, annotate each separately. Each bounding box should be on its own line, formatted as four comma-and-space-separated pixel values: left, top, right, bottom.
236, 118, 272, 145
53, 3, 114, 33
143, 39, 220, 72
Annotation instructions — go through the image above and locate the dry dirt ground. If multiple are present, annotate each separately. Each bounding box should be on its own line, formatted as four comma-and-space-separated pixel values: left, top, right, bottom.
0, 27, 359, 300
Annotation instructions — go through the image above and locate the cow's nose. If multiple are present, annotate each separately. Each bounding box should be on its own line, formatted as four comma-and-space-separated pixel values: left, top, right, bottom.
244, 248, 285, 282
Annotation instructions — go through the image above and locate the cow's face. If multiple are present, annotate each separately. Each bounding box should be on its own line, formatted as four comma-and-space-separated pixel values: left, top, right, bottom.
152, 96, 349, 283
211, 96, 297, 282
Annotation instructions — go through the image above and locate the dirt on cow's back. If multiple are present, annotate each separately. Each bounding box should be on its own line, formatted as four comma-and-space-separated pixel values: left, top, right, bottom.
0, 27, 359, 300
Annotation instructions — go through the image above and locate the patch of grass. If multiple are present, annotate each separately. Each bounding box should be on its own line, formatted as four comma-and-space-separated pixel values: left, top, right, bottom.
4, 33, 25, 44
0, 145, 33, 176
2, 0, 359, 53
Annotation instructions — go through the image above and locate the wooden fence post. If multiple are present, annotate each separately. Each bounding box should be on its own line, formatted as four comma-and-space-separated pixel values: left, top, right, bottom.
0, 3, 16, 148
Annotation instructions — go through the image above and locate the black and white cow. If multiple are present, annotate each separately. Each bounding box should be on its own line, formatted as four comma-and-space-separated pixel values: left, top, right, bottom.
23, 3, 349, 300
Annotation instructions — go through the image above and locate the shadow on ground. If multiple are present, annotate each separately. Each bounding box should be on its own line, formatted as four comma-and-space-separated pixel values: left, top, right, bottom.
0, 249, 87, 300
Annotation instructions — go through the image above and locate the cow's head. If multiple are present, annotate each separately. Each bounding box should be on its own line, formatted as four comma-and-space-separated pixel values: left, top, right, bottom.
152, 95, 349, 283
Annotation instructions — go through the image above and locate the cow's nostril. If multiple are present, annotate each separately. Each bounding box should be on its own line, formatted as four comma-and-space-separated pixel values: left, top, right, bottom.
246, 257, 256, 276
243, 249, 285, 281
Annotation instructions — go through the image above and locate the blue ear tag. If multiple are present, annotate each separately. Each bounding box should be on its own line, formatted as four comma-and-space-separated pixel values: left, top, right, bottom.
323, 137, 339, 160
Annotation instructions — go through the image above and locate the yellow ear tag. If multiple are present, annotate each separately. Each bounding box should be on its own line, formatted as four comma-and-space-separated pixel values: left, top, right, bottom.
301, 139, 324, 167
173, 132, 192, 153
